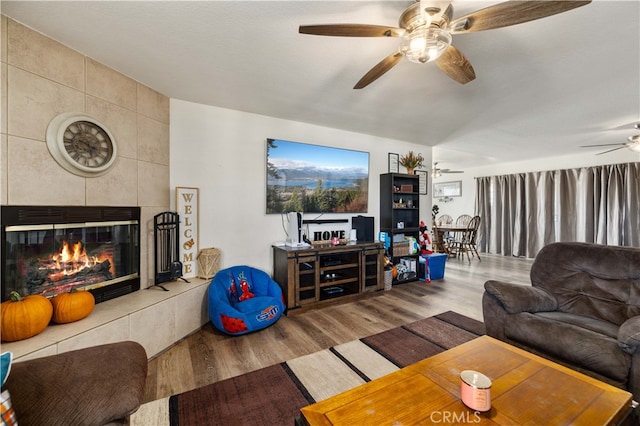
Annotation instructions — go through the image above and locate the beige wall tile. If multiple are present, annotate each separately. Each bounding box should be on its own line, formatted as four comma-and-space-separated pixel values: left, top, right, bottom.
1, 15, 7, 63
86, 58, 136, 110
7, 19, 84, 90
138, 83, 169, 124
138, 115, 169, 165
86, 157, 138, 206
7, 135, 85, 205
2, 16, 174, 361
175, 284, 209, 338
86, 95, 137, 159
57, 317, 130, 354
8, 66, 84, 141
1, 61, 6, 134
1, 133, 7, 204
140, 206, 167, 288
14, 345, 58, 362
129, 299, 177, 358
138, 161, 169, 207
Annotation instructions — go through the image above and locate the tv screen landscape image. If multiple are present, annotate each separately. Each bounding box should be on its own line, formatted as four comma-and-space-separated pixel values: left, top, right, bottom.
266, 138, 369, 214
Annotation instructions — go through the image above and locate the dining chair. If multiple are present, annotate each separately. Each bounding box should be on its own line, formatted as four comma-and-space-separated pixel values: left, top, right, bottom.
451, 215, 481, 263
455, 214, 472, 227
432, 224, 449, 254
450, 214, 473, 247
437, 214, 453, 225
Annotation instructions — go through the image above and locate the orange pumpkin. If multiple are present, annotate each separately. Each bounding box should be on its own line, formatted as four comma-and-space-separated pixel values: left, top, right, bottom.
51, 289, 95, 324
1, 291, 53, 342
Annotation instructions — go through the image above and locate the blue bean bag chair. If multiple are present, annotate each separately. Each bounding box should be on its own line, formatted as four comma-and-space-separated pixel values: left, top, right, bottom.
208, 265, 285, 335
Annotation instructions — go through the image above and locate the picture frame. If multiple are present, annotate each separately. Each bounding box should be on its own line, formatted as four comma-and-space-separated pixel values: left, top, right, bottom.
175, 186, 199, 278
433, 181, 462, 197
415, 170, 428, 194
388, 153, 399, 173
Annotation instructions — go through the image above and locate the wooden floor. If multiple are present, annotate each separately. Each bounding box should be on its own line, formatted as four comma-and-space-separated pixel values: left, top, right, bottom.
142, 253, 533, 403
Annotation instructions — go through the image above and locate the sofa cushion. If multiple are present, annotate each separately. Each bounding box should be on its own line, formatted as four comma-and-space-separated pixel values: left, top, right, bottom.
535, 312, 619, 338
5, 341, 147, 425
504, 312, 631, 382
530, 242, 640, 325
618, 316, 640, 355
484, 280, 557, 314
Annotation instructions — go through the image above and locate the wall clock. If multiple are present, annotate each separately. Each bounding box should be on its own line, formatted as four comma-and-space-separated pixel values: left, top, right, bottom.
46, 112, 118, 177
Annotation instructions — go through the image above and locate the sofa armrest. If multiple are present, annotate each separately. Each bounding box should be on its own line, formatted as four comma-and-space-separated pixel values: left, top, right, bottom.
484, 280, 558, 314
5, 341, 147, 425
618, 316, 640, 355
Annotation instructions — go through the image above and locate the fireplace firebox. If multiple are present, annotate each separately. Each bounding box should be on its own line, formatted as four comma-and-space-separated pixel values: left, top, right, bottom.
1, 206, 140, 303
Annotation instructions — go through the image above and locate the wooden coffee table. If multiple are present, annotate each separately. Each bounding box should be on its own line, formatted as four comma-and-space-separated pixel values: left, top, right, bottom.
299, 336, 633, 425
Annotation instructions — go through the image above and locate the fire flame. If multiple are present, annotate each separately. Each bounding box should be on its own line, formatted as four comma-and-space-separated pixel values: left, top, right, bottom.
48, 241, 114, 280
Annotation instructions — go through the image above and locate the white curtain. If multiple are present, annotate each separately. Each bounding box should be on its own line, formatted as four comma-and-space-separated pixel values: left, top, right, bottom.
475, 162, 640, 257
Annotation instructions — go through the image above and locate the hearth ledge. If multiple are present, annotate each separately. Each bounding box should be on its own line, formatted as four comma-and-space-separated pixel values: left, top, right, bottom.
1, 278, 210, 362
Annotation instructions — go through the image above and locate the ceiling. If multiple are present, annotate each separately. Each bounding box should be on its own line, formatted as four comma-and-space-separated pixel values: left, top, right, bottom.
3, 1, 639, 169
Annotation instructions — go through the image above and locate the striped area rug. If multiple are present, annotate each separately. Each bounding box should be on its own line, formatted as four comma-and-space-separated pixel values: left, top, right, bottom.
165, 311, 485, 425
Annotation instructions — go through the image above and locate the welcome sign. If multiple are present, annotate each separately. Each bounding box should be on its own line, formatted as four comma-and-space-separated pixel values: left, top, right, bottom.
176, 187, 199, 279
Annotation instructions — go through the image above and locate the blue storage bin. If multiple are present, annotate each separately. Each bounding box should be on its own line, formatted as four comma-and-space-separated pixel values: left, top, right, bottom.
419, 253, 448, 280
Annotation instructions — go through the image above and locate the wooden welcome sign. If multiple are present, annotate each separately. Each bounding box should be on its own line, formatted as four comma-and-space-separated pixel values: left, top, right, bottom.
176, 187, 199, 279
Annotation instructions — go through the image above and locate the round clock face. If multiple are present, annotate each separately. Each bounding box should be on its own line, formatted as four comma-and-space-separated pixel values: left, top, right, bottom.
46, 113, 118, 177
63, 121, 114, 168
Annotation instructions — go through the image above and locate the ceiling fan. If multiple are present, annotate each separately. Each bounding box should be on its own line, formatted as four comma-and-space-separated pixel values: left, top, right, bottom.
580, 123, 640, 155
432, 162, 463, 177
299, 0, 591, 89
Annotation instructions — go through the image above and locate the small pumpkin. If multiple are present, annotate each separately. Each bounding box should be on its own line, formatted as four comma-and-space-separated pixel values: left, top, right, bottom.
51, 289, 95, 324
1, 291, 53, 342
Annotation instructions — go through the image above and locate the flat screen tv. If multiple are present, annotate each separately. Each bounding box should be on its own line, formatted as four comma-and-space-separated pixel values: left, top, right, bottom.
266, 138, 369, 214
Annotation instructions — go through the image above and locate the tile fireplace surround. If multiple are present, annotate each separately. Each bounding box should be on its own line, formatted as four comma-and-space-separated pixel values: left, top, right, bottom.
2, 278, 209, 362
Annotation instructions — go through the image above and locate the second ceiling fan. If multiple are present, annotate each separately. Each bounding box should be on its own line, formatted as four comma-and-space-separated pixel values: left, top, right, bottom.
580, 123, 640, 155
432, 162, 463, 177
299, 0, 591, 89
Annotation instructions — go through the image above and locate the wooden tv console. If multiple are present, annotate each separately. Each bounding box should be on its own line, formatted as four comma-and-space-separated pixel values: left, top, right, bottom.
272, 242, 384, 313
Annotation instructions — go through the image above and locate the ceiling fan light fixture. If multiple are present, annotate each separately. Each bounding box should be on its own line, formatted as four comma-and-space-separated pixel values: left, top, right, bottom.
400, 27, 451, 64
628, 135, 640, 152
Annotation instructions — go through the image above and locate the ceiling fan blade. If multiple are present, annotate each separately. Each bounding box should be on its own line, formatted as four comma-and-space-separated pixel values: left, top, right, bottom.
435, 45, 476, 84
354, 52, 404, 89
442, 170, 464, 173
449, 1, 591, 34
596, 146, 627, 155
580, 143, 626, 147
299, 24, 404, 38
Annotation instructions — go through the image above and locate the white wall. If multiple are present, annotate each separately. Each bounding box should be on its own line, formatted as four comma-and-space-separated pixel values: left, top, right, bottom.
170, 99, 433, 273
433, 150, 639, 221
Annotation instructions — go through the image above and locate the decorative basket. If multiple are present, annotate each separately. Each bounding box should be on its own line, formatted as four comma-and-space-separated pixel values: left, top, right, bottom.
196, 248, 221, 279
394, 241, 410, 257
384, 269, 393, 291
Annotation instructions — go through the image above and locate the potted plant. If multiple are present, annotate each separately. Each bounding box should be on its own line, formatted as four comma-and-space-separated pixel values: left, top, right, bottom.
399, 151, 424, 174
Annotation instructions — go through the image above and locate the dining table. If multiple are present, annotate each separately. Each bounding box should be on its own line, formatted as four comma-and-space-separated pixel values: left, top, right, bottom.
432, 224, 467, 254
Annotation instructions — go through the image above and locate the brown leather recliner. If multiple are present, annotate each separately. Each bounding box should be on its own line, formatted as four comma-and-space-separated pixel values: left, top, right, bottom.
3, 341, 148, 425
483, 242, 640, 402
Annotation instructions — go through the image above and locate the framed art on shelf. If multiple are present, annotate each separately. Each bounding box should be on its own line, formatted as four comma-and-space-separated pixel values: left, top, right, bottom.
388, 153, 399, 173
175, 187, 199, 278
415, 170, 428, 194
